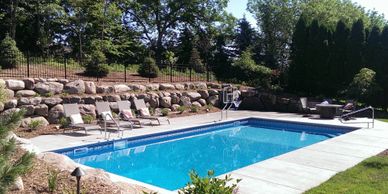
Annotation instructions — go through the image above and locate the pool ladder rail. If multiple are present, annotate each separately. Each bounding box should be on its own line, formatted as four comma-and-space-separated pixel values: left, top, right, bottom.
339, 106, 374, 128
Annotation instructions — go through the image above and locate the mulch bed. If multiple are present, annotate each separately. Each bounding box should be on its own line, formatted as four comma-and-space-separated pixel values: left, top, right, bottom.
14, 107, 221, 139
10, 148, 123, 194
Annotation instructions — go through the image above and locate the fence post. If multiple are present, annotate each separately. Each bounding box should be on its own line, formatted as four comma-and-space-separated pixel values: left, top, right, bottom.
190, 64, 192, 82
170, 63, 173, 82
27, 51, 30, 77
124, 65, 127, 82
64, 56, 67, 79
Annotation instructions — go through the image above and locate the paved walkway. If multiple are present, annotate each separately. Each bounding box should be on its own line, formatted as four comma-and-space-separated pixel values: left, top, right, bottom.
30, 111, 388, 194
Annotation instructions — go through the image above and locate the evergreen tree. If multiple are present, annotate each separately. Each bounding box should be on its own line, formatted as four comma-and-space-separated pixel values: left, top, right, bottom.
189, 47, 205, 73
235, 16, 256, 55
346, 19, 366, 85
288, 15, 309, 93
329, 20, 350, 92
212, 35, 233, 80
177, 28, 195, 66
0, 34, 23, 69
0, 85, 34, 193
376, 26, 388, 110
365, 26, 381, 70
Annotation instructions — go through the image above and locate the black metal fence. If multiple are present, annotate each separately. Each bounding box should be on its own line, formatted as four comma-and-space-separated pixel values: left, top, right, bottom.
0, 52, 216, 83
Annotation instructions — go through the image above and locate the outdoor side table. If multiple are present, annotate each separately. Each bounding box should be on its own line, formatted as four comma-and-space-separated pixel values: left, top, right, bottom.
316, 104, 343, 119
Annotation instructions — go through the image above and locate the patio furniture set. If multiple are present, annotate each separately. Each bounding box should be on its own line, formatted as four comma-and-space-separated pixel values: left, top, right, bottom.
63, 99, 170, 139
300, 97, 356, 119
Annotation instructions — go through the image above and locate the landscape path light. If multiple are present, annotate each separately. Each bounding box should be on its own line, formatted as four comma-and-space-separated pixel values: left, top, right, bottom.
71, 167, 86, 194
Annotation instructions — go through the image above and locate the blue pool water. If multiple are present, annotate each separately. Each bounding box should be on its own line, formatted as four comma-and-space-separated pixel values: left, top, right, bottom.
56, 118, 355, 191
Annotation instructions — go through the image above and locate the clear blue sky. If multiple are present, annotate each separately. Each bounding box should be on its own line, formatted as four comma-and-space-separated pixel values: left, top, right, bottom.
226, 0, 388, 26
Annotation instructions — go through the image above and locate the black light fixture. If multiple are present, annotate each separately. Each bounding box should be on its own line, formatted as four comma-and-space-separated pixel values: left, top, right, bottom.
71, 167, 86, 194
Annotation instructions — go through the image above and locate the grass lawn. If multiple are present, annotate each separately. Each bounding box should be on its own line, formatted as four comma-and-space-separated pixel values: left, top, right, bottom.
305, 151, 388, 194
378, 118, 388, 123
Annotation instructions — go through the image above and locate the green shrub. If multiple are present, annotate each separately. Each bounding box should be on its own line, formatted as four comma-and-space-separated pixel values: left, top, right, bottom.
190, 106, 198, 113
177, 106, 187, 114
233, 49, 272, 88
84, 48, 109, 77
179, 170, 240, 194
189, 48, 206, 73
59, 117, 70, 128
47, 168, 59, 193
161, 108, 169, 116
82, 115, 94, 124
346, 68, 382, 104
28, 120, 43, 131
0, 34, 23, 69
138, 57, 160, 78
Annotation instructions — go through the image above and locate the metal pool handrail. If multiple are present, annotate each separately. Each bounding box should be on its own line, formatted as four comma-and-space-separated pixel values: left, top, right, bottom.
339, 106, 374, 128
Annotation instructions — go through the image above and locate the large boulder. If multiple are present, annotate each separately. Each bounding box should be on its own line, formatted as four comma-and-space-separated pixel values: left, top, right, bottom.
0, 102, 4, 112
4, 99, 17, 109
34, 104, 49, 117
129, 84, 146, 92
207, 95, 219, 106
6, 80, 25, 90
83, 96, 96, 104
18, 98, 30, 106
42, 97, 62, 107
197, 90, 209, 99
15, 90, 36, 97
84, 81, 96, 94
179, 96, 192, 107
65, 80, 85, 94
192, 101, 202, 107
38, 152, 76, 172
148, 97, 159, 108
183, 92, 202, 101
96, 85, 114, 94
79, 104, 97, 118
31, 116, 49, 127
34, 82, 63, 95
115, 182, 154, 194
194, 82, 207, 90
184, 82, 195, 90
174, 83, 185, 90
208, 89, 219, 96
5, 89, 14, 98
146, 84, 159, 91
160, 97, 172, 108
171, 94, 180, 104
113, 84, 130, 93
198, 98, 207, 106
29, 97, 42, 106
159, 83, 175, 90
19, 105, 34, 116
104, 95, 121, 102
171, 104, 180, 111
48, 104, 64, 124
207, 82, 221, 89
23, 78, 35, 90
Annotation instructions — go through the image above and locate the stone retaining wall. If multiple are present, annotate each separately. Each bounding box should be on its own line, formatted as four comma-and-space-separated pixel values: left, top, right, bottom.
0, 78, 222, 126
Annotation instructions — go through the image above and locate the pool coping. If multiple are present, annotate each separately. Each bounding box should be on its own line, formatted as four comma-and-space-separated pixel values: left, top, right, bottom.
46, 115, 380, 194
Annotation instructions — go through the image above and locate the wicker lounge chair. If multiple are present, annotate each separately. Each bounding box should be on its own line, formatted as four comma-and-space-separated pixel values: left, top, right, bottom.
300, 97, 317, 117
133, 99, 170, 125
63, 103, 101, 134
117, 101, 142, 127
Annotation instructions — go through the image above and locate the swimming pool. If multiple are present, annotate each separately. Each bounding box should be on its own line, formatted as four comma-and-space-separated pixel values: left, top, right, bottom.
55, 118, 356, 191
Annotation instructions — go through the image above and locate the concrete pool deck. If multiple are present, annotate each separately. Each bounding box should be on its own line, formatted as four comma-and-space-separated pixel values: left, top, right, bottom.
29, 111, 387, 194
